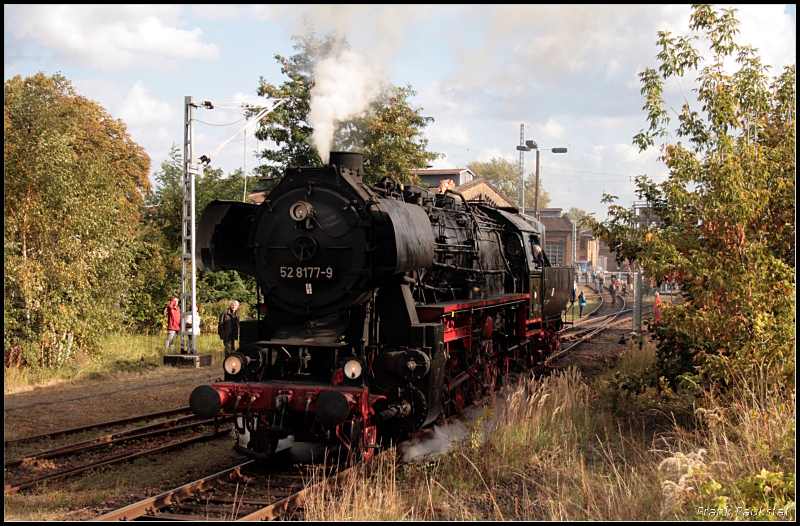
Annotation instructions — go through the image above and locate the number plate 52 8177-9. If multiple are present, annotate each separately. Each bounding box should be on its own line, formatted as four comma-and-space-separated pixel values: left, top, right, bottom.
279, 266, 333, 279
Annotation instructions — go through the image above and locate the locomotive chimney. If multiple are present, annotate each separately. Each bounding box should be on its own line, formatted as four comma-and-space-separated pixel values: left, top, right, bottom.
329, 151, 364, 179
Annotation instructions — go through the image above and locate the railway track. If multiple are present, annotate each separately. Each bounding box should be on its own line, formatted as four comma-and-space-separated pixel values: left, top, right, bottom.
4, 407, 231, 495
93, 302, 639, 521
93, 447, 370, 521
88, 291, 664, 521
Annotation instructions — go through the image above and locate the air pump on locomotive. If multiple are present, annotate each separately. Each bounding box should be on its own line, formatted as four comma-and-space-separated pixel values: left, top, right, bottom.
189, 152, 574, 463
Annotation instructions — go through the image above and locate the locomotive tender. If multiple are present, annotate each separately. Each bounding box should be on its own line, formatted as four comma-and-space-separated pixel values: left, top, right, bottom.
189, 152, 574, 463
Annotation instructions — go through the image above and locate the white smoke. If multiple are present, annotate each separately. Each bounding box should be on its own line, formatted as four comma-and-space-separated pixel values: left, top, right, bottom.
308, 50, 381, 165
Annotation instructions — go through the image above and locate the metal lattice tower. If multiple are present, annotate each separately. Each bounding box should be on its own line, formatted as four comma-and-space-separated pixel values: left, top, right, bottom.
181, 96, 198, 354
518, 124, 525, 213
572, 218, 577, 265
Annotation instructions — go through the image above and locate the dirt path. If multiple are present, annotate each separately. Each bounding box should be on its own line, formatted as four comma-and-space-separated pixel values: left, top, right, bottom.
4, 367, 219, 411
4, 364, 221, 441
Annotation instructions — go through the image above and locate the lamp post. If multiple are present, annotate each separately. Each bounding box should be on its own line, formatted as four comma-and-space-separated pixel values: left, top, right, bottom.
516, 134, 567, 218
532, 145, 568, 220
515, 132, 536, 215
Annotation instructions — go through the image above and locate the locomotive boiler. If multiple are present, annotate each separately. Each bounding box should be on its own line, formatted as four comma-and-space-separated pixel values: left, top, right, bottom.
189, 152, 574, 463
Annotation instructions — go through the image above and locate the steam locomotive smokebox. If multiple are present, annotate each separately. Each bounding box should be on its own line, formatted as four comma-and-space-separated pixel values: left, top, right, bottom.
164, 353, 212, 368
329, 151, 364, 178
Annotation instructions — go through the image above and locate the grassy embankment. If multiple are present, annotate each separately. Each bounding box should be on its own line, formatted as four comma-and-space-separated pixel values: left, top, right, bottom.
4, 333, 226, 395
302, 339, 795, 521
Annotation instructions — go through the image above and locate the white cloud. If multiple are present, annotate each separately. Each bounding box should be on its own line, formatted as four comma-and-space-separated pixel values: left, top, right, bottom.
727, 4, 796, 72
5, 5, 220, 70
118, 81, 175, 126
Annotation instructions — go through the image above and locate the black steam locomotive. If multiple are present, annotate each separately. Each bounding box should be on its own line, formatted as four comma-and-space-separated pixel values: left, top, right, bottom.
189, 152, 574, 463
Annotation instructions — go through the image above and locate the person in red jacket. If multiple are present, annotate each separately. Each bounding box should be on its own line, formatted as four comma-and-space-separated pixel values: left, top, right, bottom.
163, 297, 181, 352
653, 291, 663, 324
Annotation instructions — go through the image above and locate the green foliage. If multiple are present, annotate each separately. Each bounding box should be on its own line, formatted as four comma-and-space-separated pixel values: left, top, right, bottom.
4, 72, 151, 368
197, 271, 256, 305
131, 144, 259, 332
121, 221, 180, 335
682, 466, 796, 520
254, 26, 439, 184
254, 28, 350, 176
568, 207, 591, 229
467, 157, 551, 210
362, 84, 439, 184
590, 5, 796, 390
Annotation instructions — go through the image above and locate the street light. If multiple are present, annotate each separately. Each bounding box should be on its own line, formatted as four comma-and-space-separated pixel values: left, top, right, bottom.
515, 138, 538, 214
530, 144, 567, 220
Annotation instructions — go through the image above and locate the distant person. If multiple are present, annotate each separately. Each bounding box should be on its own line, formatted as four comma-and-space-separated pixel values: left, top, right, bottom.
218, 300, 240, 356
532, 244, 544, 268
609, 277, 618, 308
163, 297, 180, 353
578, 291, 587, 317
653, 291, 663, 324
181, 305, 200, 355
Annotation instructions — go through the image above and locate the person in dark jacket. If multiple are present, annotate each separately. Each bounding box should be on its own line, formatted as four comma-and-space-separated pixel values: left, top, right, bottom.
578, 291, 587, 317
532, 244, 544, 268
164, 297, 180, 352
218, 300, 240, 356
609, 277, 618, 308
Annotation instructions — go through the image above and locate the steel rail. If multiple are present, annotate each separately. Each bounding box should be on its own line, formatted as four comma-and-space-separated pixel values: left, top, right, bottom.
544, 295, 627, 366
237, 461, 362, 521
4, 426, 231, 495
5, 416, 216, 467
4, 406, 192, 447
92, 461, 255, 521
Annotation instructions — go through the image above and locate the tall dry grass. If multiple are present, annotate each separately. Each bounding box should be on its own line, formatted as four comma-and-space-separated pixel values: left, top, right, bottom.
657, 365, 796, 519
302, 367, 665, 520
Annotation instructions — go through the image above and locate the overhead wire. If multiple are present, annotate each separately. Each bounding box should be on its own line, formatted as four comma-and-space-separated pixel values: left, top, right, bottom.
428, 130, 671, 180
194, 117, 247, 127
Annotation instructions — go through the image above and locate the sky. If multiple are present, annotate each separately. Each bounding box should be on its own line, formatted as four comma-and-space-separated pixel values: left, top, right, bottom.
4, 4, 796, 220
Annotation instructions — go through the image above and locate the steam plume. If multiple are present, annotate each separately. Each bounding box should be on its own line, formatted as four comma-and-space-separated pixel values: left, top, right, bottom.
309, 50, 381, 164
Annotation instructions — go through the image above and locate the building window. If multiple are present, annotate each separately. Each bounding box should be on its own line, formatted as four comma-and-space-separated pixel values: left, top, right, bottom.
546, 243, 565, 266
580, 239, 586, 249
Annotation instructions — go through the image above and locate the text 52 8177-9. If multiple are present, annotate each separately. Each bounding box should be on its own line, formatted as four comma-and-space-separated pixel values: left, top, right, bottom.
280, 266, 333, 279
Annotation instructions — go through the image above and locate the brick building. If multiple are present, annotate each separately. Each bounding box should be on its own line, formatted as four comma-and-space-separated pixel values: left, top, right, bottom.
452, 178, 516, 208
577, 228, 599, 269
409, 168, 476, 188
530, 208, 576, 267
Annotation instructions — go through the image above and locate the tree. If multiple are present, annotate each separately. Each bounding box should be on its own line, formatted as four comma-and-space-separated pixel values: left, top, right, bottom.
131, 145, 259, 331
591, 5, 795, 389
568, 207, 592, 229
254, 27, 439, 184
254, 27, 350, 176
362, 84, 440, 184
4, 72, 151, 366
467, 157, 551, 210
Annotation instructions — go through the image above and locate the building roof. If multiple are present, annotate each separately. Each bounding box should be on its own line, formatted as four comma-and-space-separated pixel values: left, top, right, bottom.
538, 213, 575, 233
454, 178, 516, 208
538, 208, 564, 217
409, 168, 474, 177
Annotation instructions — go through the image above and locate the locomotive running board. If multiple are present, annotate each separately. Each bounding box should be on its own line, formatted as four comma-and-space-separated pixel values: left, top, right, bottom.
416, 293, 529, 322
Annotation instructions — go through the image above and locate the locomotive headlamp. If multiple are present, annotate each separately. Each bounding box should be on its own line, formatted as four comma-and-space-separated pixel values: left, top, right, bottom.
289, 201, 313, 222
223, 354, 247, 375
343, 359, 363, 380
